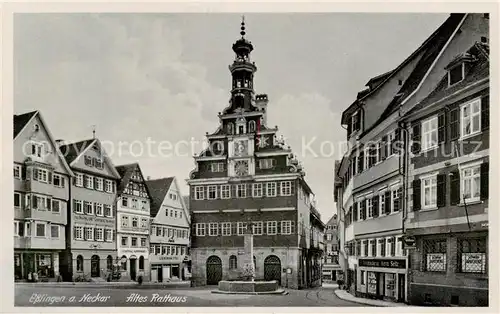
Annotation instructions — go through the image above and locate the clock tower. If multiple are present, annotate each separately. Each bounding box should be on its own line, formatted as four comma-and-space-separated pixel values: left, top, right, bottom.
187, 18, 321, 290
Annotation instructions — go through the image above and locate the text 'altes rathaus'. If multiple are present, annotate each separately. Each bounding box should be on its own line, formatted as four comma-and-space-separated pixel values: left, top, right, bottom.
186, 20, 325, 289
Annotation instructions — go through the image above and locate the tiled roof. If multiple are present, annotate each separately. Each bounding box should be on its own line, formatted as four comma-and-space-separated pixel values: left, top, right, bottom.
13, 110, 38, 138
406, 44, 489, 116
145, 177, 174, 218
59, 139, 96, 164
342, 13, 466, 125
360, 13, 467, 135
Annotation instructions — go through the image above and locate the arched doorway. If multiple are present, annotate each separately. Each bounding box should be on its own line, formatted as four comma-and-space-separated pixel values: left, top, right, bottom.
264, 255, 281, 285
91, 255, 100, 277
206, 255, 222, 285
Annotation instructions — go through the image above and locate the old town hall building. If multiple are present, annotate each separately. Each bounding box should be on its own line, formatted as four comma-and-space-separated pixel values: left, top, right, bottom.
187, 20, 324, 289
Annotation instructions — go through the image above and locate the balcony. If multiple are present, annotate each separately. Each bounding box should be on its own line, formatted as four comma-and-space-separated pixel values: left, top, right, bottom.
354, 211, 403, 236
14, 236, 65, 250
353, 154, 400, 192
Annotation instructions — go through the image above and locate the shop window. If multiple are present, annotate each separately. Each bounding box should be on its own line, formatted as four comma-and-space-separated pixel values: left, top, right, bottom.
36, 254, 54, 277
424, 239, 447, 272
457, 237, 487, 273
76, 255, 84, 272
385, 273, 396, 298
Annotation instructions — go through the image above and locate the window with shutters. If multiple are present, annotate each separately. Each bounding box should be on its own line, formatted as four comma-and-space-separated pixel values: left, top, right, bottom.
389, 237, 396, 256
360, 200, 366, 220
461, 164, 481, 202
95, 177, 103, 191
392, 188, 402, 212
84, 175, 94, 189
422, 175, 437, 209
422, 117, 438, 151
363, 240, 368, 256
84, 227, 94, 240
95, 228, 104, 241
387, 131, 396, 156
105, 229, 113, 242
460, 99, 481, 139
53, 174, 65, 187
35, 168, 49, 183
379, 193, 385, 216
356, 241, 361, 256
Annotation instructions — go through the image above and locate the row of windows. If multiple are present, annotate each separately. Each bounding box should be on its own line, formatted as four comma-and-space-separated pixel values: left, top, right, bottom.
74, 200, 113, 217
84, 155, 104, 169
193, 181, 295, 200
121, 196, 148, 210
346, 236, 405, 258
152, 225, 189, 239
75, 255, 145, 273
73, 226, 114, 242
14, 165, 67, 188
195, 220, 295, 236
423, 238, 487, 274
149, 244, 188, 256
345, 187, 402, 226
120, 215, 149, 229
163, 207, 184, 219
412, 97, 487, 154
209, 159, 277, 173
415, 162, 487, 210
14, 221, 60, 238
75, 172, 116, 193
121, 236, 147, 247
14, 193, 63, 213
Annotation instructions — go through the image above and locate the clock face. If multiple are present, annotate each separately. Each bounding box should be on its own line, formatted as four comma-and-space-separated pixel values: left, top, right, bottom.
234, 160, 249, 176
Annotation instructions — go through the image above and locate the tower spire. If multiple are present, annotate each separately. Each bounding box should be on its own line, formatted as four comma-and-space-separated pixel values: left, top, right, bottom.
240, 15, 246, 38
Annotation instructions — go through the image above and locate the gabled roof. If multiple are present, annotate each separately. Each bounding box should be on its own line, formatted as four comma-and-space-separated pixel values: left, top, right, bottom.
59, 139, 95, 164
115, 162, 153, 199
365, 70, 394, 88
405, 42, 489, 118
145, 177, 174, 218
13, 110, 38, 139
342, 13, 466, 125
59, 138, 121, 178
325, 214, 338, 226
13, 110, 75, 176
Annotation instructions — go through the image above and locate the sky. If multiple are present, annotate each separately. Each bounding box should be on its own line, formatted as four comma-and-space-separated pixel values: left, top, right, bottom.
14, 13, 449, 221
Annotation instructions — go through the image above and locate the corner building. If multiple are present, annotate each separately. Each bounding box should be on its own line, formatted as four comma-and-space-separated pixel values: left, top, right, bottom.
187, 21, 323, 289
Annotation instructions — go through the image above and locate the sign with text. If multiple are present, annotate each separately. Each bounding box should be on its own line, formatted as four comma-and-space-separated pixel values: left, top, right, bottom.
358, 258, 406, 269
74, 215, 115, 228
118, 248, 148, 255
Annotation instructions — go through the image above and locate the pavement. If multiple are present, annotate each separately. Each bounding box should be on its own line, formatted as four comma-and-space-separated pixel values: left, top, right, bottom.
334, 289, 410, 307
13, 282, 365, 307
15, 281, 191, 289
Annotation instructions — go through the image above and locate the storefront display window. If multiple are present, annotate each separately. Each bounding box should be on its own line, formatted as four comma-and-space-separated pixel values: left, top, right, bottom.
35, 253, 54, 278
385, 273, 396, 298
15, 254, 22, 280
367, 271, 377, 294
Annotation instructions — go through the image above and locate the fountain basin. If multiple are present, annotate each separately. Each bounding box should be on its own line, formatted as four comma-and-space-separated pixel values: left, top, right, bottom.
212, 280, 285, 295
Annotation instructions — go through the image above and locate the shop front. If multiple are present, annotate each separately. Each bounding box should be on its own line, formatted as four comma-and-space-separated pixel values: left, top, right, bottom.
14, 250, 60, 281
150, 254, 191, 283
356, 258, 407, 303
117, 247, 149, 282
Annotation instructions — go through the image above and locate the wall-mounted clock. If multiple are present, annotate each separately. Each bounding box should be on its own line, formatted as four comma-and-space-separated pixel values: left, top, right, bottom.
234, 160, 249, 176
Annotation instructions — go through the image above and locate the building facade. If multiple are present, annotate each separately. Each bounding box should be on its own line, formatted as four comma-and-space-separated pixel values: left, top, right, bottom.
323, 214, 342, 282
187, 20, 323, 290
13, 111, 74, 281
403, 41, 489, 306
115, 163, 152, 281
336, 13, 489, 304
146, 177, 191, 283
59, 139, 120, 281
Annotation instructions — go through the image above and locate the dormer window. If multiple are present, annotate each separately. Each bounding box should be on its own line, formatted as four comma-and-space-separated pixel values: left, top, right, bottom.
349, 110, 361, 137
448, 63, 464, 86
236, 117, 246, 134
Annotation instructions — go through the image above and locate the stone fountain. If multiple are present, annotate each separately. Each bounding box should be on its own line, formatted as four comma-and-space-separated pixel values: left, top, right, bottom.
212, 222, 285, 295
